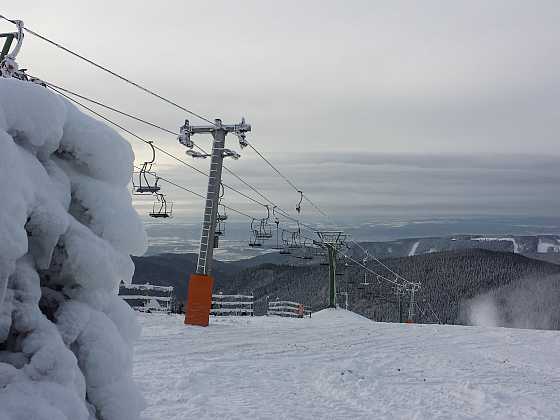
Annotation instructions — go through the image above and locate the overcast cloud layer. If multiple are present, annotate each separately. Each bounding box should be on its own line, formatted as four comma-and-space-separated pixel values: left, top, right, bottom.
5, 1, 560, 224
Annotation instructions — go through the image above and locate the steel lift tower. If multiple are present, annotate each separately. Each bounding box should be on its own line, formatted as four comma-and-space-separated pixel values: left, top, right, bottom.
316, 231, 348, 308
178, 118, 251, 326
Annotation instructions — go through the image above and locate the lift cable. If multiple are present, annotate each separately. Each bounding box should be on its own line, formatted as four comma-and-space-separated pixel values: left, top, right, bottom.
43, 80, 318, 235
50, 85, 315, 240
0, 14, 216, 126
339, 252, 408, 289
132, 165, 257, 220
1, 14, 373, 249
244, 139, 416, 286
4, 16, 410, 281
48, 86, 274, 211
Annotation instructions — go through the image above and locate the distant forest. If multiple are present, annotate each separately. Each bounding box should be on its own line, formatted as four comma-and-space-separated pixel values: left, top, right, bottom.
132, 249, 560, 329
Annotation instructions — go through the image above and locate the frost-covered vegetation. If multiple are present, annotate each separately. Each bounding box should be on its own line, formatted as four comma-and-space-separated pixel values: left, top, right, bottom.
0, 78, 146, 419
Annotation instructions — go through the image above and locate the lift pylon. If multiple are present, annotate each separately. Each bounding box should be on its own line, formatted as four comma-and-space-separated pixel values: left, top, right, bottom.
179, 118, 251, 327
316, 231, 347, 308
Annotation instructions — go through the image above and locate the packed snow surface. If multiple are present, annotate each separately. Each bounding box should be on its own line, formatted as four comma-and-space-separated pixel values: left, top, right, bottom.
135, 310, 560, 420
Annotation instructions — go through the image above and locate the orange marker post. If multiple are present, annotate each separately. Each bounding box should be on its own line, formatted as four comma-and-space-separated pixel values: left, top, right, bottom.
184, 274, 214, 327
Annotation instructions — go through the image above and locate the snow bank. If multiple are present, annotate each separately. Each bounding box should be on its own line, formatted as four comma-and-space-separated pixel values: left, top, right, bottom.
0, 78, 147, 419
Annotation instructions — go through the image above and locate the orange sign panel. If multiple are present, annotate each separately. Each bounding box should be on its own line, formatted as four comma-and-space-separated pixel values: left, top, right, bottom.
184, 274, 214, 327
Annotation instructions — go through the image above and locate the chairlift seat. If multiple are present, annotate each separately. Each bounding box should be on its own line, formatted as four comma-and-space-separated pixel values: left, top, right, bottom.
256, 232, 273, 239
136, 185, 161, 194
149, 212, 170, 218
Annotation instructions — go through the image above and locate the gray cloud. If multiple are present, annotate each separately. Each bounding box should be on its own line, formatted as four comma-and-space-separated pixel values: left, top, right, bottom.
5, 1, 560, 224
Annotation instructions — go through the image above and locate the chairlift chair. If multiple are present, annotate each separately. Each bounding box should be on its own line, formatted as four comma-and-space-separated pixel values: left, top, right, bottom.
301, 239, 314, 260
133, 142, 161, 194
256, 218, 273, 239
289, 231, 302, 249
216, 205, 228, 222
248, 219, 262, 247
360, 272, 371, 286
249, 230, 262, 247
272, 213, 283, 250
279, 245, 291, 255
149, 193, 172, 218
255, 206, 273, 240
278, 230, 291, 254
215, 220, 225, 236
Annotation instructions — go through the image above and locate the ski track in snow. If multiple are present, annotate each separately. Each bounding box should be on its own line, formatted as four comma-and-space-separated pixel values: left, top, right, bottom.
134, 310, 560, 420
471, 237, 519, 253
408, 241, 420, 256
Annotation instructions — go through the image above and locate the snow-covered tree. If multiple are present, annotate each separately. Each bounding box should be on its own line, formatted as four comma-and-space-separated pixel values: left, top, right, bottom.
0, 78, 147, 419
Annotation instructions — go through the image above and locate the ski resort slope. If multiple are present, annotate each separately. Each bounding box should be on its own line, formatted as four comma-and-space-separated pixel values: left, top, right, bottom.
134, 310, 560, 420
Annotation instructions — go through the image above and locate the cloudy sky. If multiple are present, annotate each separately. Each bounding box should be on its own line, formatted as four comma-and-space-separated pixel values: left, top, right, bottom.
5, 1, 560, 227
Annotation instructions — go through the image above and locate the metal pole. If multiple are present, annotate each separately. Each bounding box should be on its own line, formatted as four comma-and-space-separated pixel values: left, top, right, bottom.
328, 245, 337, 308
196, 119, 226, 275
0, 34, 14, 62
398, 287, 403, 323
408, 288, 415, 322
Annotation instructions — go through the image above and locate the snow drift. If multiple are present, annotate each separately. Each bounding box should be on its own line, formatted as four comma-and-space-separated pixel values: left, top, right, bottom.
0, 78, 147, 419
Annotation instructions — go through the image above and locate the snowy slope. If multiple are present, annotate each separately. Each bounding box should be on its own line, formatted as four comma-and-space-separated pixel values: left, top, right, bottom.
408, 241, 420, 256
134, 310, 560, 420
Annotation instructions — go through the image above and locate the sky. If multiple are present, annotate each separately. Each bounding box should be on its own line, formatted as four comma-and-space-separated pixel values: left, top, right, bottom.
4, 0, 560, 227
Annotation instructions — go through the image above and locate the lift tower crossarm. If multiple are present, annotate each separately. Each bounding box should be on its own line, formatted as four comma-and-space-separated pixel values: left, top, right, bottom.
180, 118, 251, 275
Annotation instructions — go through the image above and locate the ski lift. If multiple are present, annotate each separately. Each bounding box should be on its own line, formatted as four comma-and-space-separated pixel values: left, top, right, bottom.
215, 219, 225, 236
255, 206, 273, 240
360, 272, 371, 286
248, 219, 262, 247
214, 184, 228, 239
133, 142, 161, 194
0, 19, 24, 79
302, 247, 314, 260
216, 184, 228, 222
295, 190, 303, 214
149, 193, 172, 218
289, 231, 301, 249
288, 222, 303, 249
298, 239, 314, 260
279, 229, 291, 254
272, 207, 282, 250
336, 257, 349, 275
217, 205, 228, 222
312, 241, 326, 257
